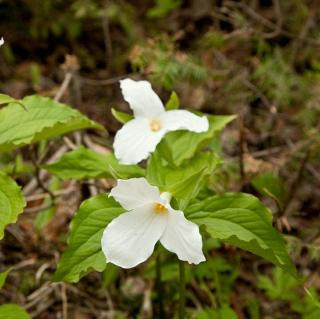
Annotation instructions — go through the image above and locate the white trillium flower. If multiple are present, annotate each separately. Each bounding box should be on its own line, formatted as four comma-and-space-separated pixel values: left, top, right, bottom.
114, 79, 209, 164
0, 37, 4, 47
101, 178, 205, 268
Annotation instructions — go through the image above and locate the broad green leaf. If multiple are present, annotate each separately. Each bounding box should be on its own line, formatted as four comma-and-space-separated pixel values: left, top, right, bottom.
0, 304, 30, 319
0, 95, 104, 153
0, 94, 26, 110
186, 193, 296, 276
0, 171, 26, 239
54, 194, 125, 282
0, 94, 18, 105
0, 268, 11, 289
147, 151, 220, 209
158, 115, 236, 166
111, 108, 133, 124
43, 146, 144, 180
165, 91, 179, 110
252, 172, 288, 208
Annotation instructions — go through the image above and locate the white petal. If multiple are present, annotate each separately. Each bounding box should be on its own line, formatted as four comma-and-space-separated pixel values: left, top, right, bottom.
114, 117, 165, 164
101, 204, 167, 268
0, 37, 4, 47
110, 178, 161, 210
120, 79, 165, 118
160, 209, 205, 264
160, 110, 209, 133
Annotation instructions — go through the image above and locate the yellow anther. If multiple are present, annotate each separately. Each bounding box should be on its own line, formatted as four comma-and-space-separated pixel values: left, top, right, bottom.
150, 119, 162, 132
153, 202, 168, 214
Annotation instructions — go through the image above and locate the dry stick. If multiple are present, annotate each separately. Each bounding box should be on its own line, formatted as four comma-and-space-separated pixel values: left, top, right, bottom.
242, 79, 272, 110
54, 72, 73, 102
222, 1, 320, 46
178, 261, 186, 319
26, 186, 76, 202
79, 73, 135, 86
61, 283, 68, 319
30, 145, 55, 202
156, 253, 164, 318
101, 0, 112, 70
23, 145, 68, 195
280, 146, 312, 218
290, 12, 315, 64
238, 113, 246, 187
262, 0, 283, 39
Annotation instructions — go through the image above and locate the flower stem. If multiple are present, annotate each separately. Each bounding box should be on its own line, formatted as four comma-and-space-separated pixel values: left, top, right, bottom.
156, 253, 164, 318
178, 260, 186, 319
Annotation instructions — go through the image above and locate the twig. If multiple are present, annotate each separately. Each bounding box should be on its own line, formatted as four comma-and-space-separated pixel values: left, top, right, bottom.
101, 0, 112, 69
61, 283, 68, 319
238, 113, 246, 186
23, 145, 68, 195
178, 261, 186, 319
79, 73, 135, 86
26, 186, 76, 202
54, 72, 73, 102
222, 1, 320, 46
290, 12, 315, 63
24, 203, 53, 214
242, 79, 272, 109
156, 253, 164, 318
262, 0, 283, 39
30, 145, 55, 202
35, 263, 51, 283
281, 146, 312, 217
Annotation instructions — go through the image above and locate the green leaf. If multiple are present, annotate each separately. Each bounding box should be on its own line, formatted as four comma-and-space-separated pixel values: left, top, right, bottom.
54, 194, 125, 283
43, 146, 144, 180
147, 151, 220, 209
252, 172, 288, 208
147, 0, 182, 18
196, 306, 238, 319
0, 95, 104, 153
34, 207, 55, 232
165, 91, 179, 110
0, 268, 11, 289
218, 305, 238, 319
0, 304, 30, 319
0, 171, 26, 239
0, 94, 18, 105
158, 115, 236, 166
0, 94, 26, 110
186, 193, 296, 276
111, 108, 133, 124
258, 267, 298, 300
102, 263, 119, 288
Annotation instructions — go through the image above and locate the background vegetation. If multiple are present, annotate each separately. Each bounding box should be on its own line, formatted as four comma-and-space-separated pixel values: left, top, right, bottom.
0, 0, 320, 318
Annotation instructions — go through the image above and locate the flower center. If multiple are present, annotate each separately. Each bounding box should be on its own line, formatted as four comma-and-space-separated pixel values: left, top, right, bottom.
153, 202, 168, 214
149, 119, 162, 132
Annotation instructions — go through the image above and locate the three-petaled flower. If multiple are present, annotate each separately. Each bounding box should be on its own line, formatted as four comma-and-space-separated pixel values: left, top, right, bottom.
101, 178, 205, 268
114, 79, 209, 164
0, 37, 4, 47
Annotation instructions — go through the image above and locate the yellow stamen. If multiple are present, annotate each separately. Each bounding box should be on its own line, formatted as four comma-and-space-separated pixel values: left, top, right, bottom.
150, 119, 162, 132
153, 202, 168, 214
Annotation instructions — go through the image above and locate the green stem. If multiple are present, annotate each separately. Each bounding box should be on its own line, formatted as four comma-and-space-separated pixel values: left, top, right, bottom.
178, 260, 186, 319
156, 253, 164, 318
212, 265, 223, 307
